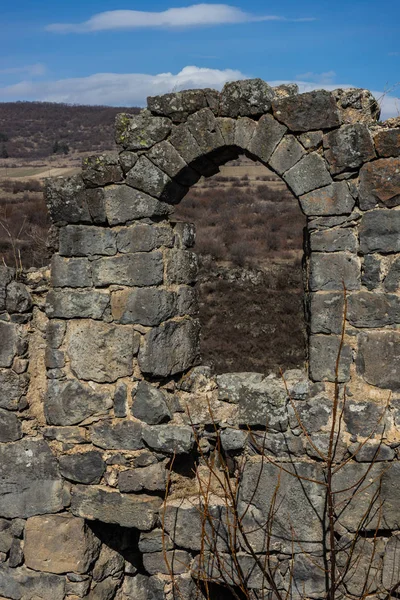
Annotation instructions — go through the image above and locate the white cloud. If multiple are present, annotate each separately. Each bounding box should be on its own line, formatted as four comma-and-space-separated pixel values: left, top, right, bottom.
46, 4, 315, 33
296, 71, 336, 85
0, 66, 398, 121
0, 63, 46, 77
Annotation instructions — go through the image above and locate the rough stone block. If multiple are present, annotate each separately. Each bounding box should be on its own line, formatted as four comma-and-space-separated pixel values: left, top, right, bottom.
142, 425, 194, 454
115, 112, 171, 150
51, 255, 92, 288
310, 292, 345, 334
359, 157, 400, 209
117, 223, 173, 253
216, 117, 236, 146
169, 123, 204, 165
59, 225, 116, 257
299, 181, 355, 216
219, 79, 275, 117
309, 227, 357, 252
0, 408, 22, 442
186, 108, 225, 155
104, 184, 171, 225
172, 221, 196, 249
148, 89, 209, 122
119, 150, 138, 174
138, 319, 200, 377
43, 426, 88, 444
165, 250, 198, 284
86, 188, 107, 223
284, 152, 332, 196
46, 289, 109, 319
45, 175, 91, 225
357, 330, 400, 390
383, 535, 400, 590
272, 90, 340, 132
374, 128, 400, 158
0, 369, 28, 410
298, 130, 323, 149
45, 378, 112, 426
126, 155, 187, 204
143, 550, 191, 575
234, 116, 257, 150
309, 334, 352, 382
248, 114, 286, 163
220, 428, 248, 452
82, 152, 123, 187
309, 252, 360, 291
92, 252, 164, 287
92, 544, 124, 582
359, 209, 400, 253
114, 382, 127, 418
333, 88, 380, 125
111, 287, 175, 326
59, 451, 105, 484
0, 322, 18, 368
6, 282, 32, 314
344, 400, 387, 438
24, 515, 100, 574
132, 381, 171, 424
348, 291, 400, 327
46, 320, 66, 348
139, 529, 173, 553
177, 285, 198, 316
0, 565, 65, 600
90, 420, 144, 450
0, 521, 12, 554
323, 123, 375, 174
147, 140, 199, 186
71, 485, 161, 530
269, 134, 306, 175
0, 439, 63, 518
118, 462, 167, 493
362, 254, 381, 290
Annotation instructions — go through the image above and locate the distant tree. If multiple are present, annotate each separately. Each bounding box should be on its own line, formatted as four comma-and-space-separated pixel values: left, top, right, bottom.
1, 145, 8, 158
0, 133, 9, 142
52, 140, 69, 155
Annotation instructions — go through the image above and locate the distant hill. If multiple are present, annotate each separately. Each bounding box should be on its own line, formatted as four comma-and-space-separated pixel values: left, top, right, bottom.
0, 101, 140, 160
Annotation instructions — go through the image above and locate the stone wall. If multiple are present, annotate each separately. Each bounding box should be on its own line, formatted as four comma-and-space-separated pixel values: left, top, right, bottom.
1, 79, 400, 599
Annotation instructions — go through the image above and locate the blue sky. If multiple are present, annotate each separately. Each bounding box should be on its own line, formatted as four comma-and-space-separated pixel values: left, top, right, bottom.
1, 1, 399, 118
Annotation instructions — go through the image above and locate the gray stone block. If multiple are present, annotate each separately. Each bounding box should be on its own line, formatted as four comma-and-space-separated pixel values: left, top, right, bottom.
92, 252, 164, 287
119, 150, 138, 174
59, 451, 105, 484
86, 188, 107, 223
0, 439, 63, 518
309, 252, 360, 291
248, 114, 287, 163
216, 117, 236, 146
284, 152, 332, 196
59, 225, 116, 257
118, 462, 167, 492
82, 152, 123, 187
46, 289, 109, 319
348, 291, 400, 327
186, 108, 225, 156
309, 226, 357, 252
111, 287, 175, 326
173, 221, 196, 249
298, 130, 323, 149
0, 369, 28, 410
148, 140, 199, 186
0, 321, 18, 368
0, 408, 22, 442
115, 112, 171, 150
169, 123, 204, 165
90, 420, 144, 450
165, 250, 198, 284
148, 89, 209, 122
334, 87, 380, 125
0, 565, 65, 600
357, 330, 400, 390
43, 426, 88, 444
127, 155, 187, 204
362, 254, 381, 290
46, 320, 66, 349
310, 292, 345, 334
132, 381, 171, 424
104, 184, 171, 225
66, 320, 138, 383
51, 255, 92, 288
45, 378, 112, 426
272, 90, 340, 132
0, 521, 13, 553
114, 382, 127, 418
92, 545, 124, 582
384, 256, 400, 292
45, 175, 91, 225
299, 181, 355, 216
176, 285, 198, 316
360, 209, 400, 254
219, 79, 275, 117
309, 334, 352, 382
359, 157, 400, 209
383, 535, 400, 590
139, 529, 173, 553
143, 550, 191, 576
142, 425, 194, 454
71, 485, 161, 530
117, 223, 174, 253
374, 128, 400, 158
234, 116, 257, 150
220, 428, 248, 452
138, 319, 200, 377
269, 134, 306, 175
6, 282, 32, 313
323, 123, 375, 174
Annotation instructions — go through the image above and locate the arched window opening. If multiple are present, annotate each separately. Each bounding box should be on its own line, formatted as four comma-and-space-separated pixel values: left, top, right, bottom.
174, 155, 307, 375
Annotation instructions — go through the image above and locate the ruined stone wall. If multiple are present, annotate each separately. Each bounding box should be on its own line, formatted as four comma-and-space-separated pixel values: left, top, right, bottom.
1, 80, 400, 599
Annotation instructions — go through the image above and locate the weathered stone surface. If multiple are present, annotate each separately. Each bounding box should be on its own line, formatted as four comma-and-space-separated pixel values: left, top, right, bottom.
219, 79, 275, 117
51, 255, 92, 288
269, 134, 305, 175
309, 335, 352, 382
0, 408, 22, 442
115, 112, 171, 150
24, 515, 101, 574
216, 117, 236, 147
0, 266, 14, 311
148, 89, 209, 122
45, 378, 112, 426
248, 114, 286, 163
272, 90, 340, 132
71, 485, 161, 530
111, 288, 175, 326
362, 254, 381, 290
176, 285, 198, 316
139, 529, 173, 553
359, 209, 400, 253
165, 250, 198, 284
309, 226, 357, 252
0, 369, 28, 410
113, 382, 127, 418
357, 331, 400, 390
59, 451, 105, 484
298, 130, 323, 149
172, 222, 195, 249
6, 282, 32, 313
132, 381, 171, 424
119, 150, 138, 174
127, 155, 186, 204
351, 440, 394, 462
92, 253, 164, 287
169, 123, 204, 166
88, 576, 121, 600
118, 462, 166, 492
148, 140, 199, 186
117, 223, 173, 253
323, 124, 375, 174
309, 252, 360, 291
119, 573, 165, 600
186, 108, 225, 156
374, 128, 400, 158
45, 175, 91, 225
142, 425, 194, 454
66, 320, 138, 383
289, 396, 332, 433
334, 88, 380, 125
86, 187, 107, 223
82, 153, 123, 187
299, 181, 355, 216
0, 564, 65, 600
59, 225, 116, 257
104, 184, 171, 225
46, 289, 109, 319
143, 550, 191, 576
310, 292, 345, 334
43, 426, 88, 444
0, 439, 63, 518
0, 322, 18, 368
46, 320, 66, 349
90, 420, 144, 450
220, 428, 248, 452
348, 291, 400, 327
138, 319, 200, 377
284, 152, 332, 196
383, 535, 400, 590
358, 157, 400, 209
234, 116, 257, 150
0, 521, 12, 554
93, 545, 124, 582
